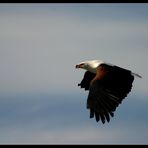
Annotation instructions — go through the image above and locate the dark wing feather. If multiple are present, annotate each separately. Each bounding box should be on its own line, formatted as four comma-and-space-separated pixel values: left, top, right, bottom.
78, 71, 96, 90
87, 64, 134, 124
101, 64, 134, 99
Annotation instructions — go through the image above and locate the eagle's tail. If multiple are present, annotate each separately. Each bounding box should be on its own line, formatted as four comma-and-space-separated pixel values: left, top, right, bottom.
132, 72, 142, 78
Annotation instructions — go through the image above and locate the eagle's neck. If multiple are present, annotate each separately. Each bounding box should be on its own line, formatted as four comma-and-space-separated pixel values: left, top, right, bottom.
87, 66, 98, 74
87, 60, 104, 74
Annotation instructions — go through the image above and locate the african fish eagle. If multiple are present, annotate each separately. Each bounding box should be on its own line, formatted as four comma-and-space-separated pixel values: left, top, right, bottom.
75, 59, 142, 124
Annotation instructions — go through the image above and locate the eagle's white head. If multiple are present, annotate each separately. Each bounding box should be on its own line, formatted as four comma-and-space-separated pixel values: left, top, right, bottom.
75, 59, 104, 74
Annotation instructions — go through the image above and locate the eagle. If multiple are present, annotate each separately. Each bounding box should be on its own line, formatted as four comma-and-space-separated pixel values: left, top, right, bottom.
75, 59, 142, 124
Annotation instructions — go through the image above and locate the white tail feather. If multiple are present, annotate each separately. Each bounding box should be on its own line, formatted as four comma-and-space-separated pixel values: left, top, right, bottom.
132, 72, 142, 78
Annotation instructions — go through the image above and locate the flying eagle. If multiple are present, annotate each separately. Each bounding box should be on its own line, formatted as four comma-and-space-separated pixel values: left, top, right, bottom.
76, 59, 142, 124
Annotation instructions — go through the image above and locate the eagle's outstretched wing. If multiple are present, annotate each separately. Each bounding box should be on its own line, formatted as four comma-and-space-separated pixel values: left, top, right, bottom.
82, 64, 134, 124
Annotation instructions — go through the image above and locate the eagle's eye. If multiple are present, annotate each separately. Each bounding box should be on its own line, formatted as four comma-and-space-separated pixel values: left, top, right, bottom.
80, 63, 84, 66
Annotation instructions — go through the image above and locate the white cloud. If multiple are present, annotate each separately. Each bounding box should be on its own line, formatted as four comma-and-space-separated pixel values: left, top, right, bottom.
0, 4, 147, 95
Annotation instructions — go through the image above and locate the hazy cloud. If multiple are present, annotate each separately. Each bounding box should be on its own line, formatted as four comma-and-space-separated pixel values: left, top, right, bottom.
0, 4, 148, 144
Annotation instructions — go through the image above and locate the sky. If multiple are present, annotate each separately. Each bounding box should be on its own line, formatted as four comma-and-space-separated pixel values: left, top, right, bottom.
0, 3, 148, 145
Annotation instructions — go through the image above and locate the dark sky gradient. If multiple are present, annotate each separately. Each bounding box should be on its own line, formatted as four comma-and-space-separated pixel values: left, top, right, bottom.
0, 93, 147, 144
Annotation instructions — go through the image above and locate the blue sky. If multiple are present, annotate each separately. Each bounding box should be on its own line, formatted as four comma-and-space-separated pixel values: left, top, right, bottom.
0, 3, 148, 144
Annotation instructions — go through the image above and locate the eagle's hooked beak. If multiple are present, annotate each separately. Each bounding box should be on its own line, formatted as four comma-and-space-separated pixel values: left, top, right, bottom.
75, 64, 80, 68
75, 64, 84, 69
